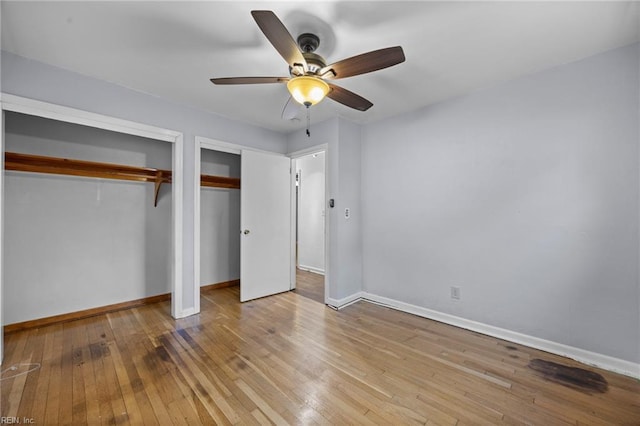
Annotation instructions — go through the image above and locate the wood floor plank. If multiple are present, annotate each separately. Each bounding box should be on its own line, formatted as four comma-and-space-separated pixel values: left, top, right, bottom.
154, 334, 218, 425
132, 338, 180, 425
2, 330, 33, 419
77, 319, 102, 425
31, 325, 58, 422
2, 270, 639, 424
15, 328, 44, 420
70, 320, 89, 425
235, 378, 289, 426
294, 268, 325, 303
168, 329, 241, 424
58, 323, 76, 424
108, 337, 145, 424
43, 324, 64, 425
110, 315, 160, 425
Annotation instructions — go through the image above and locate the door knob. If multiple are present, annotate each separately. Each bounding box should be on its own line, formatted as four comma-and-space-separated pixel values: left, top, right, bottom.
243, 229, 250, 235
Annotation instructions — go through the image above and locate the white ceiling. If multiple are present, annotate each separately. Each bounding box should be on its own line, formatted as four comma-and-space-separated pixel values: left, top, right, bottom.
2, 1, 639, 133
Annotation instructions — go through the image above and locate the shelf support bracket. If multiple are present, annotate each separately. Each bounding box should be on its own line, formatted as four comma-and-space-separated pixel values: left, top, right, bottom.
154, 171, 164, 207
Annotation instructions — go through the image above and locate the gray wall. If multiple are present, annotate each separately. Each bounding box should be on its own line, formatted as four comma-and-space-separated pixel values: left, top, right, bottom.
1, 50, 288, 312
296, 152, 325, 273
335, 120, 363, 300
200, 149, 240, 286
4, 112, 172, 323
361, 43, 639, 363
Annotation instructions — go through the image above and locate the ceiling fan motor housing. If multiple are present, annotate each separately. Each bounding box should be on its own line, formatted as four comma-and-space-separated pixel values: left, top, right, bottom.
294, 33, 326, 75
297, 33, 320, 52
302, 52, 326, 74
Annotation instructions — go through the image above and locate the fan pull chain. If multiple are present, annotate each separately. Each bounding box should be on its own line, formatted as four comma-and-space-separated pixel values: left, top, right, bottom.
306, 105, 311, 137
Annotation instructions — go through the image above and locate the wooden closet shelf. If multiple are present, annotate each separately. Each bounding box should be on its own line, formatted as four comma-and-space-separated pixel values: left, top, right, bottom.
5, 152, 171, 183
201, 175, 240, 189
5, 152, 240, 207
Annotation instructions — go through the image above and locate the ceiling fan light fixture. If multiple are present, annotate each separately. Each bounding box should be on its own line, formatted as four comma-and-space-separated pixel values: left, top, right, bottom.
287, 76, 330, 106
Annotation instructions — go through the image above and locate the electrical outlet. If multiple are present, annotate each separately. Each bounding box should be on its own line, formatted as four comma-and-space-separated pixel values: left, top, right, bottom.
451, 286, 460, 300
345, 208, 350, 219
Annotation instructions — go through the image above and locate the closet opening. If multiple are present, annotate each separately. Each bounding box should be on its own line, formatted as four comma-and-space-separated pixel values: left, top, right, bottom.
2, 111, 175, 328
198, 148, 241, 296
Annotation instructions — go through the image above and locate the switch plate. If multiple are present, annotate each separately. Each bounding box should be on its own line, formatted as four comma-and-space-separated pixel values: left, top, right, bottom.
451, 286, 460, 300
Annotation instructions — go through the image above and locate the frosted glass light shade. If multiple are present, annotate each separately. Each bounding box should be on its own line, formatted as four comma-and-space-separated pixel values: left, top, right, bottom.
287, 76, 330, 106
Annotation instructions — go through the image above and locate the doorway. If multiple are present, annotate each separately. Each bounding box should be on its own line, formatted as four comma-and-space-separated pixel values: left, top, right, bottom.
195, 138, 330, 306
195, 137, 292, 304
293, 150, 326, 304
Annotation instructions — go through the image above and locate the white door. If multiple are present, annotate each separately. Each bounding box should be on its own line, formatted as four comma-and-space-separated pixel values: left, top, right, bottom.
240, 150, 291, 302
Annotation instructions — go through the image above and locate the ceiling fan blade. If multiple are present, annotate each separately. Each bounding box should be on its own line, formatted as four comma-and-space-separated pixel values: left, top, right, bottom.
251, 10, 307, 69
320, 46, 405, 79
210, 77, 289, 85
326, 83, 373, 111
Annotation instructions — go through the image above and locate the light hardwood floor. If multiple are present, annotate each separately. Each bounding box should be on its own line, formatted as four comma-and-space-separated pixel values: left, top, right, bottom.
2, 285, 639, 425
294, 269, 324, 304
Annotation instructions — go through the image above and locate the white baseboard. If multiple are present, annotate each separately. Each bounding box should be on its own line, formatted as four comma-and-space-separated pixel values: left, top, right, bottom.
298, 265, 325, 275
343, 292, 639, 379
175, 307, 198, 319
327, 292, 364, 310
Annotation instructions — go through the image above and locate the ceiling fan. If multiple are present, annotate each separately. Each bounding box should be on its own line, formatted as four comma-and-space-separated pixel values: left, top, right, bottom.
210, 10, 406, 113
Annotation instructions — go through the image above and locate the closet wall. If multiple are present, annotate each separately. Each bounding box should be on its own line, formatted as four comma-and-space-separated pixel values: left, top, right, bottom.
200, 149, 240, 286
4, 111, 172, 324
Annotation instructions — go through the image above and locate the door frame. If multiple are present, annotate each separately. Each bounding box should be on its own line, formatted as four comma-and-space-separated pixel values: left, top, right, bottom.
194, 137, 289, 306
289, 144, 330, 305
0, 93, 185, 362
195, 137, 330, 305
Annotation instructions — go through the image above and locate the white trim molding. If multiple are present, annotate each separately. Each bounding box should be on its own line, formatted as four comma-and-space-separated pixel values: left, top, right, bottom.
177, 307, 198, 319
287, 144, 328, 159
327, 292, 364, 310
170, 133, 186, 319
298, 265, 325, 275
199, 136, 284, 156
360, 292, 640, 379
327, 289, 639, 378
288, 143, 330, 305
0, 109, 4, 363
0, 93, 188, 320
0, 94, 179, 142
